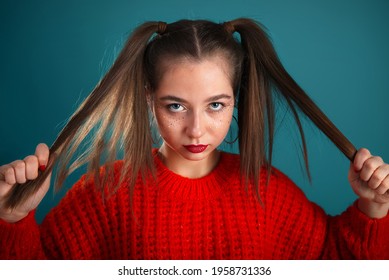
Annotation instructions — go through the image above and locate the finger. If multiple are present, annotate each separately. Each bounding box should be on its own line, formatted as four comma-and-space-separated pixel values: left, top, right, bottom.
353, 148, 372, 172
359, 156, 384, 182
375, 175, 389, 195
10, 160, 27, 184
35, 143, 50, 169
0, 165, 6, 181
348, 162, 359, 182
24, 155, 39, 180
366, 164, 389, 190
0, 164, 16, 185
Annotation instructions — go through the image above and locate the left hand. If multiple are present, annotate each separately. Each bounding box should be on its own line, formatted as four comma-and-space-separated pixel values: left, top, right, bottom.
348, 148, 389, 218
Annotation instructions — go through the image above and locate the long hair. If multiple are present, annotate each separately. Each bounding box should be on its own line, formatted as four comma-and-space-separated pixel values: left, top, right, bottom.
229, 18, 357, 191
4, 18, 356, 209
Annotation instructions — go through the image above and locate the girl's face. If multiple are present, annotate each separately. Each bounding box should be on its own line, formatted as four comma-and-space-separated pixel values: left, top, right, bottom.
150, 57, 234, 176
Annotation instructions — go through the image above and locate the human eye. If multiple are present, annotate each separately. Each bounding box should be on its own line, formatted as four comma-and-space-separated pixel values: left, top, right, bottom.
167, 103, 185, 112
209, 102, 224, 111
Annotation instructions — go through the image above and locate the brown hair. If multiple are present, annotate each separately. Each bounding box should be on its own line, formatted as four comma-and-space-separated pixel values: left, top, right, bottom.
4, 18, 356, 209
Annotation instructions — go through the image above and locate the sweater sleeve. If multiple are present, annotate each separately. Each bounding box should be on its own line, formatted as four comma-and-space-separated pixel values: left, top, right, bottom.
0, 174, 116, 259
322, 202, 389, 259
0, 161, 127, 260
0, 210, 46, 259
264, 167, 389, 259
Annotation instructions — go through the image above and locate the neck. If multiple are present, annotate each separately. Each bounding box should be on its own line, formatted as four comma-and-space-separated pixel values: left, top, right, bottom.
157, 144, 220, 178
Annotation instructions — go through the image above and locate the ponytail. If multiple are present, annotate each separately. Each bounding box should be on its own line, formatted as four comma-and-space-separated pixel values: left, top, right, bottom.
228, 18, 356, 191
5, 22, 161, 209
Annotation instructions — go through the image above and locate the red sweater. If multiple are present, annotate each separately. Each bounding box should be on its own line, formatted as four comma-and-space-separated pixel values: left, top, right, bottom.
1, 150, 388, 259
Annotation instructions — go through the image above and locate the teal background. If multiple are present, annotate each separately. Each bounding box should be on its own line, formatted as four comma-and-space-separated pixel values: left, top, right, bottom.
1, 0, 388, 223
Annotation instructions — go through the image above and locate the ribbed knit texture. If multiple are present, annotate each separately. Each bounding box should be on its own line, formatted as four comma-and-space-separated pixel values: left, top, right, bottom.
1, 149, 389, 259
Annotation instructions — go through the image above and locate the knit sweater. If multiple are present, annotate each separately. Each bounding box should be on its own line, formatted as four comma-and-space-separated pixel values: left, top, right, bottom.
1, 150, 388, 259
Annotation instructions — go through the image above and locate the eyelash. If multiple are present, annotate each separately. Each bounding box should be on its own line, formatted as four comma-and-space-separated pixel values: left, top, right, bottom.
166, 102, 225, 113
167, 103, 185, 112
209, 102, 224, 111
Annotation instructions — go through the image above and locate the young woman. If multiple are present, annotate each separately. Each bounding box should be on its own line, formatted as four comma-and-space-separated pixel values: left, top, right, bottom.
0, 18, 388, 259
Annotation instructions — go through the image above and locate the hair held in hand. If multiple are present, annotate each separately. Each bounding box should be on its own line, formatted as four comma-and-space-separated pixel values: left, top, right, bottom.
4, 18, 357, 209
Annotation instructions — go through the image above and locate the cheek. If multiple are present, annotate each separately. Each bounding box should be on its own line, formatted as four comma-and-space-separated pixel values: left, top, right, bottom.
207, 107, 234, 132
154, 107, 185, 132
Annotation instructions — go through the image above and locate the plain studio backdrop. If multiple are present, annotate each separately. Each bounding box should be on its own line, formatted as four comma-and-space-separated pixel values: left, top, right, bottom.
0, 0, 388, 223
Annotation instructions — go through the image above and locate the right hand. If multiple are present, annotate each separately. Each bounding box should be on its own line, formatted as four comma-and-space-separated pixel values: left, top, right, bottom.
0, 143, 51, 223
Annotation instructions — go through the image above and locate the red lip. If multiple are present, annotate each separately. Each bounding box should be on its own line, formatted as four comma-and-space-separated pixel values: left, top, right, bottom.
184, 144, 208, 153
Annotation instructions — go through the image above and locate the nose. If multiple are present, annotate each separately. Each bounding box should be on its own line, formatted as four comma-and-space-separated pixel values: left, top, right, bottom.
186, 111, 205, 139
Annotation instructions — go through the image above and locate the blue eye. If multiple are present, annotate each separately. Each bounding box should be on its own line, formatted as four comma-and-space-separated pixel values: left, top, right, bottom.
209, 102, 223, 111
168, 103, 184, 112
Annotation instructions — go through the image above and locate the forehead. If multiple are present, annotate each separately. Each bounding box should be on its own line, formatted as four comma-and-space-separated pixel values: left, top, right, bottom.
155, 57, 234, 97
157, 56, 233, 86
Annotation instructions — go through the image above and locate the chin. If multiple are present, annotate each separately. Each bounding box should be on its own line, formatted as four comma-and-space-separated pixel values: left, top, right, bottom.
181, 149, 216, 161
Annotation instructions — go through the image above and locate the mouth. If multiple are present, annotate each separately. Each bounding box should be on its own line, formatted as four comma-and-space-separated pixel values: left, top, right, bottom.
183, 144, 208, 153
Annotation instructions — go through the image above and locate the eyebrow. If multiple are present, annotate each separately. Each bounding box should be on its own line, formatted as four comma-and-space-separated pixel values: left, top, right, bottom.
159, 94, 232, 103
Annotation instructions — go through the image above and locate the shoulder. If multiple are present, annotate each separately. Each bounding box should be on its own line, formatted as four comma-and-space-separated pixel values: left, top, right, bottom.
42, 160, 129, 225
54, 160, 127, 207
73, 160, 125, 188
256, 165, 328, 233
261, 166, 315, 208
261, 167, 328, 258
218, 151, 304, 195
263, 165, 328, 219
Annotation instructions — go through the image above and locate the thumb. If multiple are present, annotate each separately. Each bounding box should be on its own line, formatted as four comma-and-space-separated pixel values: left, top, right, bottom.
353, 148, 372, 172
348, 162, 360, 183
35, 143, 50, 171
348, 148, 372, 181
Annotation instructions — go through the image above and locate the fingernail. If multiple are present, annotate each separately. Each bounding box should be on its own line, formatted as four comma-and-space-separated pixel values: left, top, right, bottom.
39, 165, 46, 172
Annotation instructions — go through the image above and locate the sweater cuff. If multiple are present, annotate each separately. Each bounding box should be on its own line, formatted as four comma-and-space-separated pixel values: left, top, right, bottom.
350, 200, 389, 222
0, 209, 36, 228
0, 210, 40, 259
347, 201, 389, 259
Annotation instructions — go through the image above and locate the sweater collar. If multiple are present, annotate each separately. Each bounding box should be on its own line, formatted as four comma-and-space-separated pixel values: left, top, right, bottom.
151, 148, 238, 201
